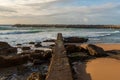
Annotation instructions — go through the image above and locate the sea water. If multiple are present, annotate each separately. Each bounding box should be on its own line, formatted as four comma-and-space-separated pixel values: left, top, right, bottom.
0, 25, 120, 45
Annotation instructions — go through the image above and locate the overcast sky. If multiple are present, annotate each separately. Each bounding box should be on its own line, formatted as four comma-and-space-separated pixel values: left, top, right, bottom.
0, 0, 120, 24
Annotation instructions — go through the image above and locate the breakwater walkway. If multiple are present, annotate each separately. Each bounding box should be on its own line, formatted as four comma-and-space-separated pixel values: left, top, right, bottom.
46, 33, 73, 80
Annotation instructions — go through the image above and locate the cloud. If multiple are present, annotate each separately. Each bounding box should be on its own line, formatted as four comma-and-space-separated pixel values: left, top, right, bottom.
0, 0, 120, 24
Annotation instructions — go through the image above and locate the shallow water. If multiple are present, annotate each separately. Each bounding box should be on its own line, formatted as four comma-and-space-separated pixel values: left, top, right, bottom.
0, 26, 120, 45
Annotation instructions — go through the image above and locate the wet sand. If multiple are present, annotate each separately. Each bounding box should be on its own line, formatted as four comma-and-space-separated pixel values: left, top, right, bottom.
86, 58, 120, 80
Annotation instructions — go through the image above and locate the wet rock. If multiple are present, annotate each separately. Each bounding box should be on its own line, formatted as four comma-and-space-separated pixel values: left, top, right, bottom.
30, 53, 44, 60
64, 37, 88, 43
0, 42, 17, 56
0, 55, 29, 68
35, 43, 42, 47
65, 45, 80, 53
0, 42, 11, 48
43, 39, 55, 42
22, 47, 31, 51
27, 72, 43, 80
35, 50, 44, 53
16, 43, 22, 46
29, 42, 35, 44
79, 46, 88, 53
33, 59, 46, 65
86, 44, 107, 57
43, 51, 52, 59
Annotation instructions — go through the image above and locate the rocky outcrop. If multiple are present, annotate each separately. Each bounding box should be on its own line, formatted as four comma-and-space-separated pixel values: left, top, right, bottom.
65, 45, 80, 53
0, 55, 29, 68
86, 44, 106, 56
0, 42, 17, 56
64, 37, 88, 43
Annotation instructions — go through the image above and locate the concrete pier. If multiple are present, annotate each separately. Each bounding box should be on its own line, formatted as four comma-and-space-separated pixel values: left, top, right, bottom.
46, 33, 73, 80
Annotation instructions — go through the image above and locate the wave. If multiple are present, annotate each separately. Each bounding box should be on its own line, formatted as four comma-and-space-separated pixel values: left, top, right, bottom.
0, 30, 41, 35
88, 30, 120, 38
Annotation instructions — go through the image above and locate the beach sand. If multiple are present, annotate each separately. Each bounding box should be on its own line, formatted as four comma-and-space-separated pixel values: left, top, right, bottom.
74, 44, 120, 80
81, 43, 120, 51
86, 58, 120, 80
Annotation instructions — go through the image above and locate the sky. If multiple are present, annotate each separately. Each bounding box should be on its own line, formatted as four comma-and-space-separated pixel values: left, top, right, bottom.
0, 0, 120, 24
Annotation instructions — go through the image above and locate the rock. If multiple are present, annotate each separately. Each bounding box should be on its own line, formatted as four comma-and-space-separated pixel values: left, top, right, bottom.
0, 55, 29, 68
0, 42, 11, 48
27, 72, 43, 80
64, 37, 88, 43
79, 46, 88, 53
65, 45, 80, 53
35, 43, 42, 47
43, 39, 55, 42
86, 44, 106, 56
0, 42, 17, 56
16, 44, 22, 46
43, 51, 52, 59
33, 59, 46, 65
35, 50, 44, 53
22, 47, 31, 50
29, 42, 35, 44
30, 53, 44, 60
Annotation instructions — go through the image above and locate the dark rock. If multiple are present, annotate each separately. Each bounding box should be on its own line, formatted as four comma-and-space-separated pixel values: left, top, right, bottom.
35, 50, 44, 53
27, 72, 43, 80
65, 45, 80, 53
43, 39, 55, 42
49, 44, 55, 47
0, 42, 11, 48
0, 55, 29, 68
22, 47, 31, 50
35, 43, 42, 47
69, 52, 92, 62
29, 42, 35, 44
64, 37, 88, 43
43, 51, 52, 59
33, 59, 46, 65
0, 42, 17, 56
86, 44, 107, 57
30, 53, 43, 60
16, 44, 22, 46
79, 46, 88, 53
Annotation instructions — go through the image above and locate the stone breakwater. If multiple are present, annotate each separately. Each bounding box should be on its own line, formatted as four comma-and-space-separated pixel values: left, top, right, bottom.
13, 24, 120, 29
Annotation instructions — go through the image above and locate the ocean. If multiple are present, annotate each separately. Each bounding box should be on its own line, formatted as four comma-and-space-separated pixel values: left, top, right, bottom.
0, 25, 120, 46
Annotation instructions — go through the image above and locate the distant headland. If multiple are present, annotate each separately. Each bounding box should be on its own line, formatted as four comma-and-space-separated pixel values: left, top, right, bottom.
12, 24, 120, 29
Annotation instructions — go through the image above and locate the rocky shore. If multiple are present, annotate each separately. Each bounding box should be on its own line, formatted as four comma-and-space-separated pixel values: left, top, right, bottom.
0, 36, 120, 80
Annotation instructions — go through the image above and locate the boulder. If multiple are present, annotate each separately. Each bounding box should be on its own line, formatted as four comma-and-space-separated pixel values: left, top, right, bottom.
0, 55, 29, 68
22, 47, 31, 50
0, 42, 17, 56
27, 72, 43, 80
86, 44, 106, 56
35, 43, 42, 47
43, 39, 55, 42
43, 51, 52, 59
64, 37, 88, 43
29, 42, 35, 44
79, 46, 88, 53
65, 45, 80, 53
0, 42, 11, 48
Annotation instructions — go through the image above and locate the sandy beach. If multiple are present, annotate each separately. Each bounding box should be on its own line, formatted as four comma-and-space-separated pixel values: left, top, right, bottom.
75, 44, 120, 80
81, 43, 120, 51
86, 58, 120, 80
